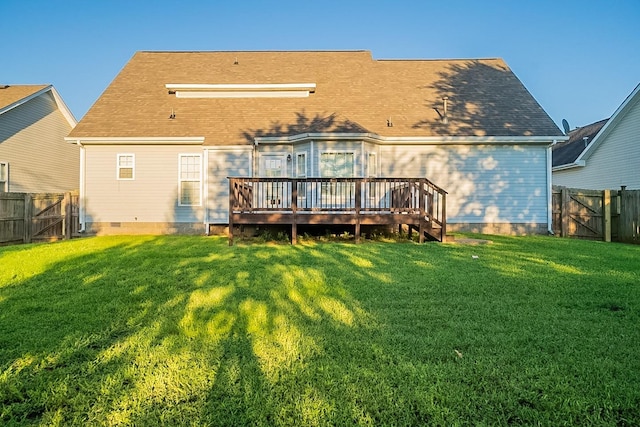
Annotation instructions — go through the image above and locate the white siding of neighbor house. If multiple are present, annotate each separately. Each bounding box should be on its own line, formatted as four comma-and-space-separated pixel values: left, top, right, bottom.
0, 91, 78, 192
84, 145, 204, 224
553, 100, 640, 190
207, 147, 252, 223
380, 144, 549, 225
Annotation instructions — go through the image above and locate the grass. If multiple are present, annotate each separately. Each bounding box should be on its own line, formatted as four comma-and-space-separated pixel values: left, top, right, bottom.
0, 234, 639, 426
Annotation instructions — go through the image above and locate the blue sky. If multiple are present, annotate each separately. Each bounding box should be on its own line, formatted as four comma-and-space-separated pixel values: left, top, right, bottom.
3, 0, 638, 131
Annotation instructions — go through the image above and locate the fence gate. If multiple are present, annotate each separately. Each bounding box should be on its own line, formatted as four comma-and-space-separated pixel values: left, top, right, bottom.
553, 187, 605, 240
619, 189, 640, 243
31, 193, 66, 241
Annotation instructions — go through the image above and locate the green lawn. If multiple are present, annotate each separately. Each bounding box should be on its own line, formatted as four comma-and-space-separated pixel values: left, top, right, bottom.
1, 235, 639, 426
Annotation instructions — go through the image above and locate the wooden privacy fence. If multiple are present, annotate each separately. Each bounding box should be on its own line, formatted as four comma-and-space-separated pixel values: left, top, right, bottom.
0, 192, 80, 245
552, 186, 640, 243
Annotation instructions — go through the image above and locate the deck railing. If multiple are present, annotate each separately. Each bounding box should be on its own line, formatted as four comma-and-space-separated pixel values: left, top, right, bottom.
228, 177, 447, 243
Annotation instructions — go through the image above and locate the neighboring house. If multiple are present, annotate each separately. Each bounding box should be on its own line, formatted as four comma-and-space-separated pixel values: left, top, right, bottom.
553, 83, 640, 189
66, 50, 564, 236
0, 84, 78, 193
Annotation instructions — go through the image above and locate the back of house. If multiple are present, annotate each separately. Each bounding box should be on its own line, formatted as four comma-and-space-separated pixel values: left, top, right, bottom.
67, 50, 564, 236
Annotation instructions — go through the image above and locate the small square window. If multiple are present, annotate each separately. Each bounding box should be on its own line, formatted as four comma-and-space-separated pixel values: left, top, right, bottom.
117, 154, 135, 180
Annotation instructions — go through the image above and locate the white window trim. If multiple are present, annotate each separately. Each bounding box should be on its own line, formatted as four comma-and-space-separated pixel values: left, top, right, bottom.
117, 153, 135, 180
366, 152, 379, 201
319, 151, 356, 205
178, 153, 203, 207
295, 152, 308, 200
319, 150, 356, 177
295, 152, 307, 178
0, 161, 8, 192
367, 152, 378, 177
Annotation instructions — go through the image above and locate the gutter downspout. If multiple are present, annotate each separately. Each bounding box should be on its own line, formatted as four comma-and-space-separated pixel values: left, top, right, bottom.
547, 140, 556, 234
203, 148, 209, 235
76, 140, 86, 232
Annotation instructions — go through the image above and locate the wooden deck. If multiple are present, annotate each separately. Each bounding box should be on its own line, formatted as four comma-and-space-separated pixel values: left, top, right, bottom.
228, 178, 447, 245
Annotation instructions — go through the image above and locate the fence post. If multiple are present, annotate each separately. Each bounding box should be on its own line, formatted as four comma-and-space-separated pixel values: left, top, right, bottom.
62, 192, 72, 239
561, 187, 569, 237
603, 189, 611, 242
23, 193, 33, 244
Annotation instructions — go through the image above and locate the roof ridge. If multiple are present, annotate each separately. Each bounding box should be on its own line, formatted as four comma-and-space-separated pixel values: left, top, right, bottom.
136, 49, 371, 54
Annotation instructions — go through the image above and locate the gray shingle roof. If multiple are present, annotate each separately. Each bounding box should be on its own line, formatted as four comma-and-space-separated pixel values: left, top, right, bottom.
552, 119, 608, 167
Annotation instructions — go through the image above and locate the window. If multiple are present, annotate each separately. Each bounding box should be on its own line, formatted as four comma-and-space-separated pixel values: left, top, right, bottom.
117, 154, 135, 180
295, 152, 307, 198
320, 152, 354, 177
0, 162, 7, 192
296, 153, 307, 178
179, 154, 202, 206
320, 152, 355, 203
367, 152, 378, 200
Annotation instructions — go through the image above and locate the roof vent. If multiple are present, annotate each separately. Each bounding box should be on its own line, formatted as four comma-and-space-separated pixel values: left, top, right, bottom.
583, 136, 589, 147
442, 97, 449, 124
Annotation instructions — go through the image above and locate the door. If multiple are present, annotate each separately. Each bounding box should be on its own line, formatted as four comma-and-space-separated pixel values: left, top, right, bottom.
259, 154, 287, 207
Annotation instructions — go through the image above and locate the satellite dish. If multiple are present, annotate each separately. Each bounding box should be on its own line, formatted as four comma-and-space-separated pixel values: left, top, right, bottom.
562, 118, 570, 135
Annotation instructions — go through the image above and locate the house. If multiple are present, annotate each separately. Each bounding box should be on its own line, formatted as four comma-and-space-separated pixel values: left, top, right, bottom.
0, 85, 78, 193
553, 83, 640, 189
66, 50, 565, 239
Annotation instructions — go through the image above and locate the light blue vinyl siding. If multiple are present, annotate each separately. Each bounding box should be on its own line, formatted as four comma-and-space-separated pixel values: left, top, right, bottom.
207, 149, 251, 223
84, 145, 203, 223
380, 144, 548, 225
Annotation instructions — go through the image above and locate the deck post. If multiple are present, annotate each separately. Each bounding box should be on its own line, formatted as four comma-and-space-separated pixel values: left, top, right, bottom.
441, 192, 447, 242
228, 179, 234, 246
63, 192, 73, 239
418, 179, 426, 243
291, 179, 298, 244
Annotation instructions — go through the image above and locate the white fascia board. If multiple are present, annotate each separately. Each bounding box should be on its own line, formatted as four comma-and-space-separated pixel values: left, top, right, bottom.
255, 133, 568, 145
552, 160, 586, 172
63, 136, 205, 145
166, 83, 316, 92
176, 90, 310, 99
49, 86, 78, 126
578, 82, 640, 163
0, 85, 62, 117
205, 145, 253, 152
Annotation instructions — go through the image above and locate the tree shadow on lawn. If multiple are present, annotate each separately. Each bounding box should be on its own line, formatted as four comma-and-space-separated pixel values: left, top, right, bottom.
0, 236, 638, 425
1, 237, 386, 425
